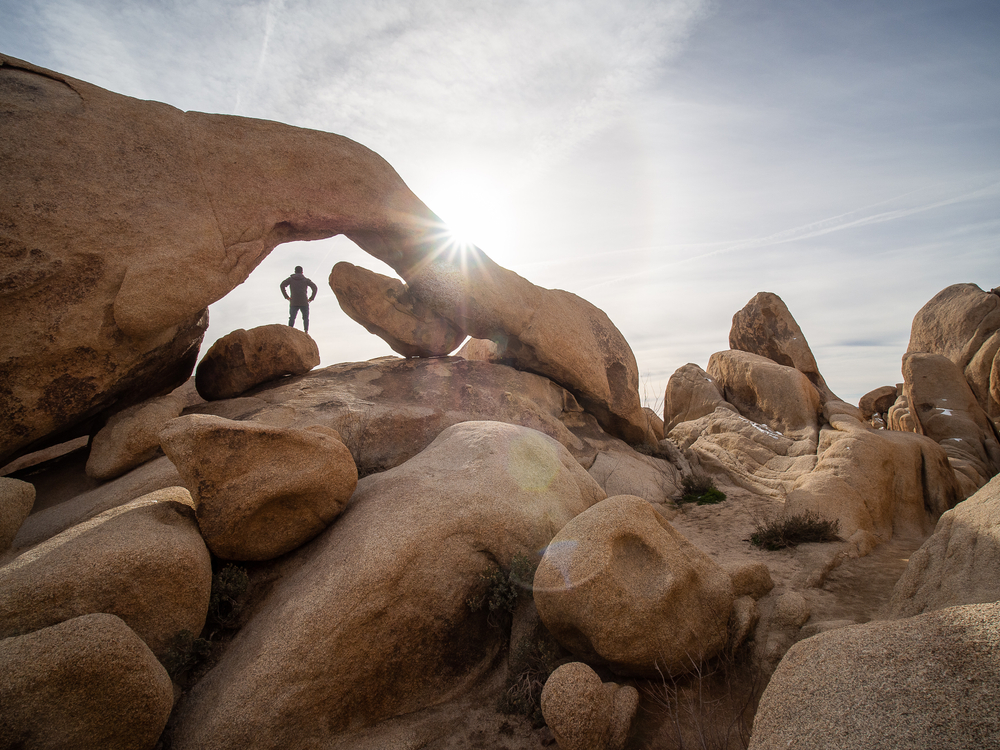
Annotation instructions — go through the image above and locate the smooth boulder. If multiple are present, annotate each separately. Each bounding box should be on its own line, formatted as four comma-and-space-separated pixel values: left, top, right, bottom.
160, 414, 358, 560
749, 603, 1000, 749
534, 494, 734, 676
0, 613, 174, 750
662, 363, 735, 434
329, 261, 465, 357
888, 474, 1000, 617
195, 324, 320, 401
540, 662, 639, 750
170, 421, 605, 749
0, 487, 211, 657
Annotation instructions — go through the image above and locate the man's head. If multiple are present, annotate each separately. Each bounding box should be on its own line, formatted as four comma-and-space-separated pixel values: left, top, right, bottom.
295, 266, 303, 274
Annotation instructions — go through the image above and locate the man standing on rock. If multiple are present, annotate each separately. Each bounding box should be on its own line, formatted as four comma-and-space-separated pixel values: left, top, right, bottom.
280, 266, 318, 333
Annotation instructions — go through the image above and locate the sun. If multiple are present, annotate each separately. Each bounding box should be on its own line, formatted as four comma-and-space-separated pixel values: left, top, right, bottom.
424, 175, 516, 264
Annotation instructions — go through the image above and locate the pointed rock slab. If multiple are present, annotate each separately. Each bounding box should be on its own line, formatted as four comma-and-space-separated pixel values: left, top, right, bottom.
406, 248, 653, 445
170, 422, 605, 749
0, 487, 211, 658
329, 261, 465, 357
0, 613, 173, 750
195, 324, 320, 401
748, 603, 1000, 750
534, 495, 734, 677
888, 474, 1000, 617
729, 291, 841, 404
901, 352, 1000, 497
160, 415, 357, 561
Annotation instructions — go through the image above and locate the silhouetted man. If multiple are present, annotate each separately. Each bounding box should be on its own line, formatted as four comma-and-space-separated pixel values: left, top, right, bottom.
280, 266, 318, 333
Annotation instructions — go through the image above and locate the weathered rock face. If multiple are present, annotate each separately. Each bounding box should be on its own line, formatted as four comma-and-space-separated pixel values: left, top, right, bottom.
171, 421, 605, 749
900, 352, 1000, 496
0, 477, 34, 553
195, 324, 320, 401
534, 495, 734, 676
586, 450, 682, 510
1, 53, 648, 464
749, 603, 1000, 750
907, 283, 1000, 372
707, 350, 823, 445
189, 356, 629, 476
662, 363, 735, 434
86, 381, 202, 481
539, 662, 638, 750
784, 410, 959, 539
406, 250, 653, 445
858, 384, 897, 422
0, 487, 211, 657
729, 291, 840, 403
160, 415, 358, 561
329, 261, 466, 357
888, 474, 1000, 617
0, 613, 174, 750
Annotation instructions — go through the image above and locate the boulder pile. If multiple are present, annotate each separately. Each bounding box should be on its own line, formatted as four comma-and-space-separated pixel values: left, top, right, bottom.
1, 53, 998, 750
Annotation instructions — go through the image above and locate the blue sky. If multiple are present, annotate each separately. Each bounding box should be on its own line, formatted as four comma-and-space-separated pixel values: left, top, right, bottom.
3, 0, 997, 406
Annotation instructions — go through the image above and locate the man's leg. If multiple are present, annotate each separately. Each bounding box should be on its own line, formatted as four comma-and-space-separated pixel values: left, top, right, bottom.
302, 305, 309, 333
289, 305, 298, 328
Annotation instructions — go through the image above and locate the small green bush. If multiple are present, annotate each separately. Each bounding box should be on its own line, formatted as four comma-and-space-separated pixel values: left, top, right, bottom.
750, 512, 841, 550
678, 475, 727, 505
467, 553, 535, 628
498, 632, 563, 726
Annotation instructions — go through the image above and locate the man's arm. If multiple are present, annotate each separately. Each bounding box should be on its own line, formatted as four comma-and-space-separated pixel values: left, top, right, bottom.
308, 279, 318, 302
280, 278, 291, 300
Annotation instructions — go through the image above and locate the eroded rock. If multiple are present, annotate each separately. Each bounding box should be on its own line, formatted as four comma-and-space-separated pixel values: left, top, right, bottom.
0, 477, 34, 553
0, 613, 173, 750
330, 261, 465, 357
160, 415, 357, 560
195, 324, 320, 401
0, 487, 210, 658
534, 495, 734, 676
170, 422, 605, 749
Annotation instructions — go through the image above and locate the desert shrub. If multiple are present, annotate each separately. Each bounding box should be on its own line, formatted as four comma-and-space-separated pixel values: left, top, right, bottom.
162, 629, 212, 681
678, 475, 726, 505
498, 631, 564, 726
206, 563, 250, 632
467, 553, 535, 628
750, 512, 840, 550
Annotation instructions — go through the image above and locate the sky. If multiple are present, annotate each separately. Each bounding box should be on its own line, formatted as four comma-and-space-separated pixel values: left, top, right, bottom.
3, 0, 998, 408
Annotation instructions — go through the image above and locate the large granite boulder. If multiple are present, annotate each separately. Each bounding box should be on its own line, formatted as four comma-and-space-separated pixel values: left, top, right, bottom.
900, 352, 1000, 496
329, 261, 465, 357
749, 602, 1000, 749
0, 487, 211, 657
160, 415, 358, 560
907, 283, 1000, 373
195, 324, 320, 401
858, 384, 898, 423
0, 477, 34, 553
86, 380, 202, 481
540, 662, 639, 750
534, 495, 734, 676
662, 362, 735, 434
888, 474, 1000, 617
170, 421, 605, 749
706, 350, 822, 446
0, 613, 174, 750
586, 449, 683, 510
728, 291, 840, 404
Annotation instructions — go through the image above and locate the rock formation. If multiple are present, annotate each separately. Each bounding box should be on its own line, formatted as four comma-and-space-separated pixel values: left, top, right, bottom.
195, 324, 320, 401
534, 495, 734, 676
329, 261, 466, 357
0, 613, 174, 750
749, 602, 1000, 749
0, 487, 211, 657
170, 422, 604, 749
540, 662, 639, 750
0, 478, 34, 553
160, 415, 358, 560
